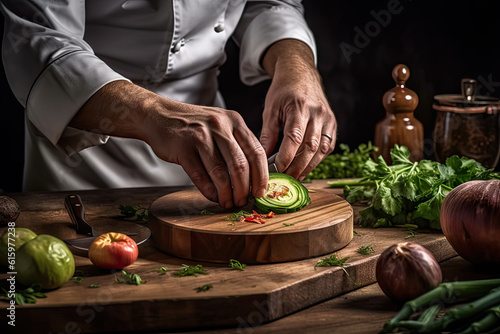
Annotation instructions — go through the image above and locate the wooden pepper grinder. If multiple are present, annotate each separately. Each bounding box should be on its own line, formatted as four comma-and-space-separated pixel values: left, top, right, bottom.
374, 64, 423, 163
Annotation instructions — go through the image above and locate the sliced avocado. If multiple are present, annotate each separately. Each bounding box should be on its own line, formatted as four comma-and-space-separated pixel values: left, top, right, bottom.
255, 173, 311, 213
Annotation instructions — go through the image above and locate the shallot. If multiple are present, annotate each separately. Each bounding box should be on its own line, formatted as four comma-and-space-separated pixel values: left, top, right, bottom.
376, 242, 442, 302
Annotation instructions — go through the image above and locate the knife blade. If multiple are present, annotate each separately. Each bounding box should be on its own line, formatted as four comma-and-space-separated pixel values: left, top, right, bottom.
64, 232, 145, 251
64, 236, 103, 251
268, 152, 279, 173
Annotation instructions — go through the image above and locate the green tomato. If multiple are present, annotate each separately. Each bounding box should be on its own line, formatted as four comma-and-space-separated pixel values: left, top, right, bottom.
17, 235, 75, 290
0, 227, 38, 266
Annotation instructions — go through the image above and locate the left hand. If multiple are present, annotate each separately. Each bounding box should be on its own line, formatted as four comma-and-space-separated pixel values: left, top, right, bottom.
260, 40, 337, 180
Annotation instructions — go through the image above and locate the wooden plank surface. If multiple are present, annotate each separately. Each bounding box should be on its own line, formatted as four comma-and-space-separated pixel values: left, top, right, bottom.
149, 189, 353, 263
184, 256, 500, 334
0, 181, 458, 333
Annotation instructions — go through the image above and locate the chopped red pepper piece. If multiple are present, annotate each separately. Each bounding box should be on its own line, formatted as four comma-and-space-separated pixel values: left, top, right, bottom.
265, 211, 275, 218
243, 210, 267, 224
244, 216, 265, 224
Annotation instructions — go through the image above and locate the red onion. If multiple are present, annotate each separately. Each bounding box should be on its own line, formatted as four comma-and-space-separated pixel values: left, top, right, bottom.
441, 179, 500, 265
376, 242, 442, 302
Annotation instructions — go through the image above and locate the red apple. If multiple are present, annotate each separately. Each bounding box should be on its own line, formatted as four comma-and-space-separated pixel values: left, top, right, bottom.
88, 232, 138, 269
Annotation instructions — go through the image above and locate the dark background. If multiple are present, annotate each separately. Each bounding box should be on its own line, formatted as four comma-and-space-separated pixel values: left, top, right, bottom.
1, 1, 500, 192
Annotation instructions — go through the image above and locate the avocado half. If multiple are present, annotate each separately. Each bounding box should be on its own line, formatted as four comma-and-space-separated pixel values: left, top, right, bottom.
254, 173, 311, 214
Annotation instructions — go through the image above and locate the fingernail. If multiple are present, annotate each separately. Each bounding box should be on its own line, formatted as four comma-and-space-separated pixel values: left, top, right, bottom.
254, 189, 266, 198
237, 199, 247, 207
208, 192, 218, 203
205, 185, 218, 202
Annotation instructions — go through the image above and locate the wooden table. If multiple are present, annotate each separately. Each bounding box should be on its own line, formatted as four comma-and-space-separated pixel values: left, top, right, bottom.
184, 256, 499, 334
1, 180, 498, 333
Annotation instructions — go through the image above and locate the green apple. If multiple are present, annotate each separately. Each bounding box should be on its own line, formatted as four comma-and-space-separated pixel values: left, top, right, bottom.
0, 227, 38, 266
16, 235, 75, 290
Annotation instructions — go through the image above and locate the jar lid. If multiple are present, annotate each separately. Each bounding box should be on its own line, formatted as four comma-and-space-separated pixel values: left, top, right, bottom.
433, 78, 499, 114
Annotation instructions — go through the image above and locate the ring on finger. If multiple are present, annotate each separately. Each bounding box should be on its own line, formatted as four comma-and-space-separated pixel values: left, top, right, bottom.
321, 133, 333, 144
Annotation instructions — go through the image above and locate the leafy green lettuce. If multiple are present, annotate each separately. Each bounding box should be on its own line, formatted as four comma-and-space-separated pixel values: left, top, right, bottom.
334, 145, 500, 230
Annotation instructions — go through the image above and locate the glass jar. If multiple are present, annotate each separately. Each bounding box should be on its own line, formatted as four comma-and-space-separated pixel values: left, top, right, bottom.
433, 79, 500, 169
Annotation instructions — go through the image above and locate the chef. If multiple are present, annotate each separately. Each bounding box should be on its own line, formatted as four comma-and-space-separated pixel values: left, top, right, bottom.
0, 0, 336, 209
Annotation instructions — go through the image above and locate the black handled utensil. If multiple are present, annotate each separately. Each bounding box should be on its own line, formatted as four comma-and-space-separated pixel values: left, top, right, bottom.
64, 194, 99, 236
64, 194, 138, 237
63, 194, 150, 251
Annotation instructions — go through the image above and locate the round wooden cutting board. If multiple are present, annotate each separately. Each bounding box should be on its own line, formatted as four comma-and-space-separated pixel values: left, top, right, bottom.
149, 188, 353, 264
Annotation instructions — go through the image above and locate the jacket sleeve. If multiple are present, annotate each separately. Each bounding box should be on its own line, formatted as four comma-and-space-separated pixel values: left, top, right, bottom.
1, 1, 129, 155
232, 0, 317, 86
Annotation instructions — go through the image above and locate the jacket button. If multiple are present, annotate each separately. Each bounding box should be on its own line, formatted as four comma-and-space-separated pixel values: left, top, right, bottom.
171, 39, 185, 53
214, 22, 224, 33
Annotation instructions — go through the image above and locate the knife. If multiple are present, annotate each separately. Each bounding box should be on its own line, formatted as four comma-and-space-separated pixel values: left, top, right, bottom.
63, 194, 151, 251
65, 194, 99, 236
65, 194, 138, 237
268, 152, 279, 173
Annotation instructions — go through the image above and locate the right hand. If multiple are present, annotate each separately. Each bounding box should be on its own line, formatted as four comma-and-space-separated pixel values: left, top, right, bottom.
142, 94, 269, 209
72, 81, 268, 209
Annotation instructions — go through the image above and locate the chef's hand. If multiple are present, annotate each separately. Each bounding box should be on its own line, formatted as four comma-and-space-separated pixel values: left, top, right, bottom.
260, 39, 337, 181
144, 96, 269, 208
70, 81, 268, 209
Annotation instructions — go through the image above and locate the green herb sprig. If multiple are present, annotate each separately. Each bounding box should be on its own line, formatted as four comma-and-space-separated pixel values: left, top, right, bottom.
115, 270, 145, 285
229, 259, 247, 271
194, 284, 213, 293
71, 275, 85, 285
199, 209, 214, 215
173, 264, 207, 277
225, 210, 252, 222
315, 254, 357, 285
315, 253, 349, 267
152, 267, 168, 275
306, 142, 378, 180
405, 229, 418, 239
118, 204, 149, 221
224, 210, 253, 226
358, 244, 374, 255
88, 284, 100, 288
0, 283, 46, 305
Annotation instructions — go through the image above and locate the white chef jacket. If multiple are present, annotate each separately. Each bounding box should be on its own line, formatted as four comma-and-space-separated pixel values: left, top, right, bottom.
1, 0, 316, 191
